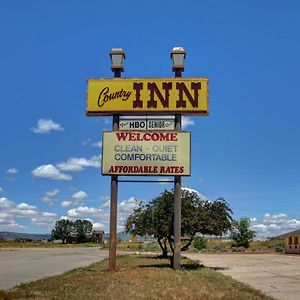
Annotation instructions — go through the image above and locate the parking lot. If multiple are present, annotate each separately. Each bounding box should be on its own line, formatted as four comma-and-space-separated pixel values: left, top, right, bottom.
184, 253, 300, 300
0, 247, 109, 289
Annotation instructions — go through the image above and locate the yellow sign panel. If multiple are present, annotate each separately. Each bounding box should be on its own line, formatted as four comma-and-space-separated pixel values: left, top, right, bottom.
86, 78, 208, 115
102, 131, 191, 176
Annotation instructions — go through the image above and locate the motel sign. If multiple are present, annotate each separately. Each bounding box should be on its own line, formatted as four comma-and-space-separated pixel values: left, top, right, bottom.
86, 78, 209, 116
85, 47, 209, 272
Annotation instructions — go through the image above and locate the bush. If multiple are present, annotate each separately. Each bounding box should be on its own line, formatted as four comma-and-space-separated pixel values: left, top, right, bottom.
145, 242, 159, 252
274, 241, 285, 253
232, 246, 246, 252
213, 244, 227, 252
193, 236, 207, 250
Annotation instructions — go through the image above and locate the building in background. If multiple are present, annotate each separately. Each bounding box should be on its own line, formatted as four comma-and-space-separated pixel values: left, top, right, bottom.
92, 230, 104, 243
277, 229, 300, 254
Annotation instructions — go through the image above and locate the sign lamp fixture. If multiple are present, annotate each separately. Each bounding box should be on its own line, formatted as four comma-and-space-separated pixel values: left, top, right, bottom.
171, 47, 186, 74
110, 48, 126, 74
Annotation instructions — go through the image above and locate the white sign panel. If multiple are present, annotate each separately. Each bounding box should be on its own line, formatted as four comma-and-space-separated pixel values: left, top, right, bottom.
102, 131, 191, 176
119, 119, 175, 131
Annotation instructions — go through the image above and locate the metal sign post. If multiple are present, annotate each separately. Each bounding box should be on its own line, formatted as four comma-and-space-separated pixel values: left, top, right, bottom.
173, 67, 182, 270
109, 114, 119, 272
108, 49, 124, 272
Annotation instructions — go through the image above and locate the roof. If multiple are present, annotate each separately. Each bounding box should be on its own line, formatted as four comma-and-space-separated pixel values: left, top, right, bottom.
273, 229, 300, 239
92, 230, 104, 233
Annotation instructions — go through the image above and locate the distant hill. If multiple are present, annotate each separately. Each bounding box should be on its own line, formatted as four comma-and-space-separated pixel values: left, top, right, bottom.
0, 231, 51, 240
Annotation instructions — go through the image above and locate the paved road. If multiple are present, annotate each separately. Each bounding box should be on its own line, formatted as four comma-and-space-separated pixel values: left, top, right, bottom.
184, 253, 300, 300
0, 247, 113, 289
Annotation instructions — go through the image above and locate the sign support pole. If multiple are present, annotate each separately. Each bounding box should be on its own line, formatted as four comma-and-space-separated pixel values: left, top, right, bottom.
109, 69, 121, 272
173, 69, 182, 270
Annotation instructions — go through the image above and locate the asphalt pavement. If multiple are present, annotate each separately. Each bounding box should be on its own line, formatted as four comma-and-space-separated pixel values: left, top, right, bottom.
0, 247, 110, 289
184, 253, 300, 300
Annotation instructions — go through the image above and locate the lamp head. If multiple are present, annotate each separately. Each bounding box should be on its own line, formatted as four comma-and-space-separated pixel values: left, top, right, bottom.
110, 48, 126, 72
171, 46, 186, 72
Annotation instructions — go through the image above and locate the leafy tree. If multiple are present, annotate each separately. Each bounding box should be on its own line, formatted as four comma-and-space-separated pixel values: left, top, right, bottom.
51, 219, 93, 244
51, 219, 73, 244
125, 189, 233, 260
74, 219, 93, 243
231, 217, 256, 248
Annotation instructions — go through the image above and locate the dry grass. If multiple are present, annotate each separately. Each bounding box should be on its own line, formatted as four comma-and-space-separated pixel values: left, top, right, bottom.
0, 255, 273, 300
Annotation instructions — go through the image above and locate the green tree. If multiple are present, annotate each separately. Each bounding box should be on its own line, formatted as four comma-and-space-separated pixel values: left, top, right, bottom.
74, 219, 93, 243
231, 217, 256, 248
125, 189, 233, 260
193, 236, 207, 250
51, 219, 73, 244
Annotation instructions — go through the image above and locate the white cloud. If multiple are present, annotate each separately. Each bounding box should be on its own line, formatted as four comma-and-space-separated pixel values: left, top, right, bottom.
0, 197, 57, 230
60, 215, 73, 221
0, 213, 10, 219
101, 200, 110, 208
182, 187, 209, 201
72, 191, 88, 200
31, 212, 57, 227
17, 203, 37, 210
32, 164, 72, 181
119, 197, 139, 214
82, 139, 102, 148
0, 198, 14, 209
9, 209, 38, 217
91, 141, 102, 148
62, 196, 142, 233
31, 118, 64, 134
56, 155, 101, 172
46, 189, 59, 197
42, 196, 54, 205
42, 189, 59, 205
67, 206, 100, 218
61, 201, 72, 208
64, 205, 110, 231
6, 168, 18, 174
182, 116, 195, 130
82, 138, 92, 146
93, 222, 105, 230
263, 213, 289, 225
0, 218, 25, 230
60, 191, 88, 208
250, 213, 300, 239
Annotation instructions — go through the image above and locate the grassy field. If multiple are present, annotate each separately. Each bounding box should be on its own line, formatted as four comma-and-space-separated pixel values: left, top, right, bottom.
0, 255, 273, 300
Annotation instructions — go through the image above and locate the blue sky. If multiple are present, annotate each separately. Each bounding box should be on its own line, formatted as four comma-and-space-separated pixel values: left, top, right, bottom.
1, 0, 300, 238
